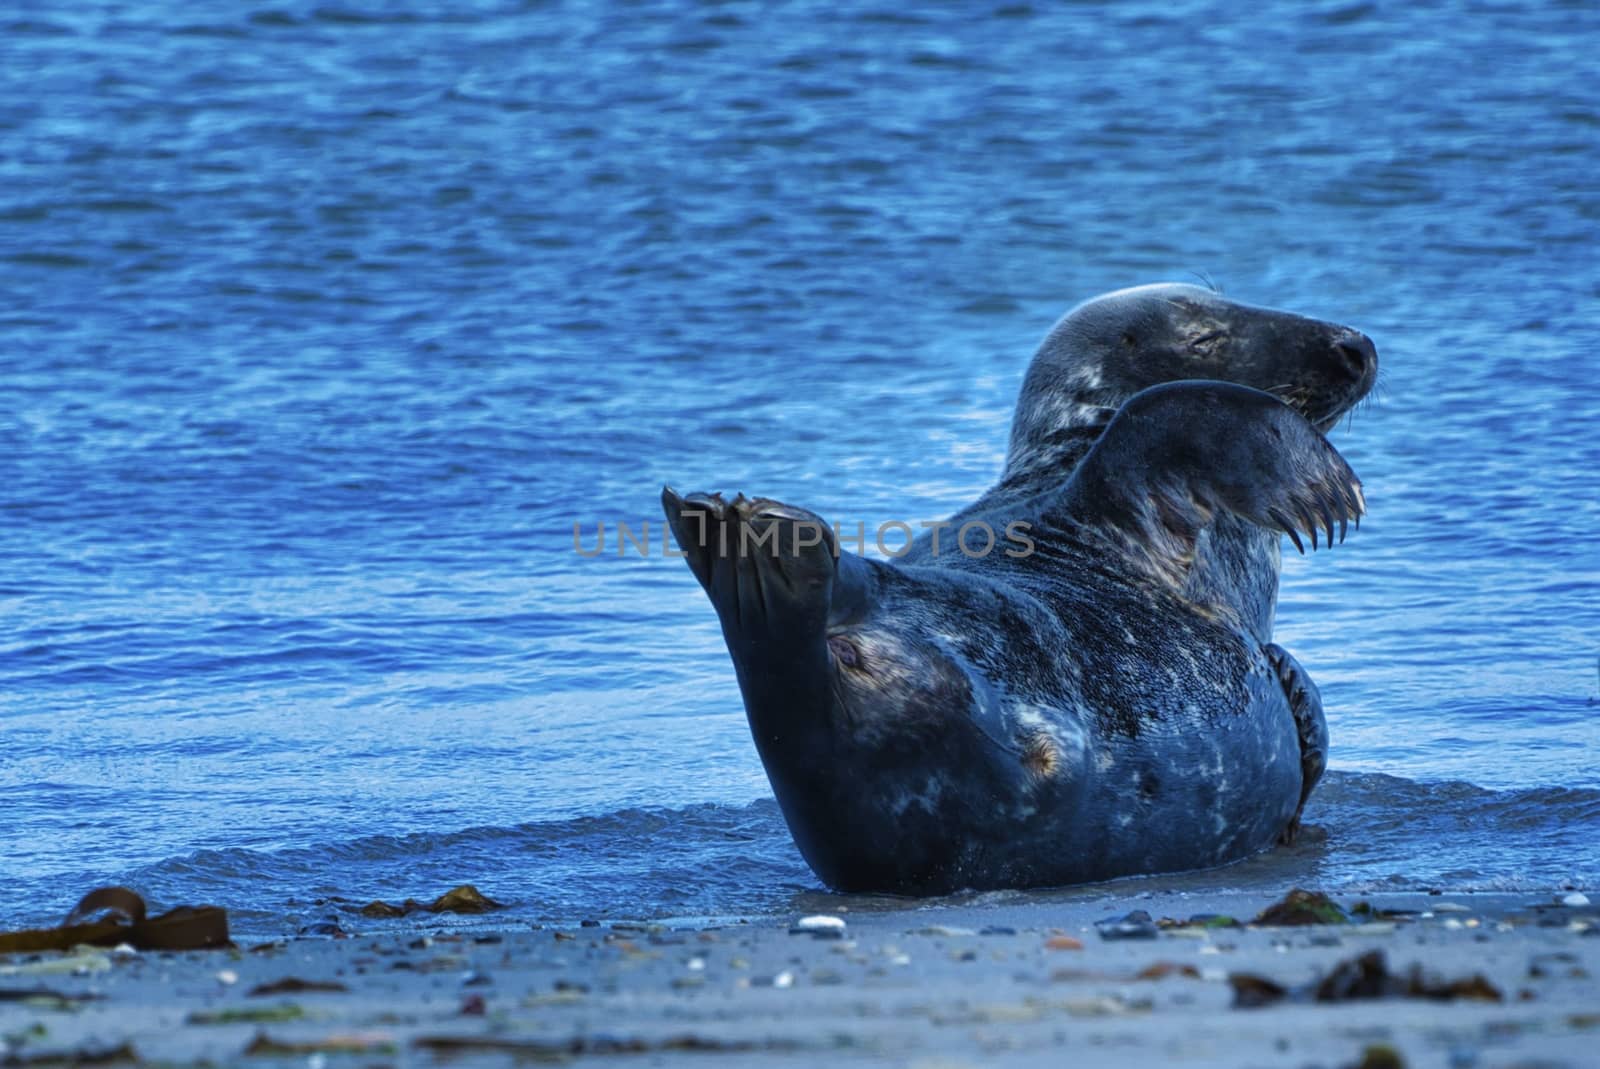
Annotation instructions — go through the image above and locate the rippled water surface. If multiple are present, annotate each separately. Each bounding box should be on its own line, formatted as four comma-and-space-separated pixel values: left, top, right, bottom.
3, 1, 1598, 933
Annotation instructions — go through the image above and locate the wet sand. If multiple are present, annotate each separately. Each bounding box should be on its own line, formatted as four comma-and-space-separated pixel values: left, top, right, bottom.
2, 890, 1597, 1068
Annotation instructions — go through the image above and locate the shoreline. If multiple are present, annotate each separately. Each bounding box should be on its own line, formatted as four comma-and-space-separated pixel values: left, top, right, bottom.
4, 889, 1597, 1067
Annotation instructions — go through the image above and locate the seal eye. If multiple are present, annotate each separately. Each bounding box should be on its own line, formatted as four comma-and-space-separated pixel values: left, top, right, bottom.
1189, 330, 1225, 356
1120, 331, 1137, 349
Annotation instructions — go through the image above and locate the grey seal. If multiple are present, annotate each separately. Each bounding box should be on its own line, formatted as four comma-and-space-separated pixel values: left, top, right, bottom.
663, 283, 1376, 893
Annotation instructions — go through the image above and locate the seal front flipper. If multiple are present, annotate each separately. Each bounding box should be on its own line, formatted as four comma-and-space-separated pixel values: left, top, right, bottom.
1264, 642, 1328, 846
1050, 380, 1366, 596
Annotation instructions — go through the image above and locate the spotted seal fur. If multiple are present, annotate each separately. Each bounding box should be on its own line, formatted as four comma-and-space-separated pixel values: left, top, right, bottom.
663, 284, 1376, 893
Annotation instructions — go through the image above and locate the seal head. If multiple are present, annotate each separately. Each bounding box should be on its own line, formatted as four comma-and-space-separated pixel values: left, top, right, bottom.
1005, 283, 1376, 485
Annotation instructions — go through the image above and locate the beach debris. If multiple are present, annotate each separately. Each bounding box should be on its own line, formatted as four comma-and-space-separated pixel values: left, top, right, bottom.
980, 924, 1017, 936
358, 900, 406, 918
1514, 897, 1600, 929
1135, 961, 1201, 981
915, 924, 977, 937
247, 976, 350, 996
790, 914, 847, 940
216, 968, 239, 986
243, 1031, 396, 1057
356, 884, 505, 919
1094, 910, 1160, 940
1562, 892, 1591, 908
1350, 901, 1421, 921
1527, 952, 1587, 979
0, 986, 100, 1011
429, 885, 504, 914
1045, 935, 1084, 951
1345, 1043, 1407, 1069
188, 1002, 306, 1025
0, 887, 229, 955
0, 948, 112, 977
460, 993, 487, 1015
1253, 889, 1349, 926
0, 1040, 138, 1066
745, 970, 796, 988
1229, 949, 1502, 1009
1228, 972, 1289, 1008
1062, 994, 1151, 1017
413, 1033, 798, 1059
1154, 912, 1240, 936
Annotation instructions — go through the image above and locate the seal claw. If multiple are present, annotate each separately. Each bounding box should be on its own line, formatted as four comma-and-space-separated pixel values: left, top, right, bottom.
1295, 503, 1320, 551
1314, 494, 1337, 549
1269, 508, 1306, 554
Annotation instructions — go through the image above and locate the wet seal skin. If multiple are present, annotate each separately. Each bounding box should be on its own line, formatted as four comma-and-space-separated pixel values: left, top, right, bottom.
664, 283, 1377, 894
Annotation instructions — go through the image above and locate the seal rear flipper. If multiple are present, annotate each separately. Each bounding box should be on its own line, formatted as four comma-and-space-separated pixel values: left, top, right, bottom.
1049, 380, 1366, 593
1264, 642, 1328, 846
661, 487, 874, 647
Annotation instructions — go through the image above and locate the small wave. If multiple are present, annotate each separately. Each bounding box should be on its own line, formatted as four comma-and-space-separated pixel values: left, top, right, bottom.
1302, 770, 1600, 891
5, 773, 1594, 936
102, 801, 810, 936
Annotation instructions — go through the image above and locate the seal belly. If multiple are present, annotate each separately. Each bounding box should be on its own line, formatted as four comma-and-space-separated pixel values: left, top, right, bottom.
1003, 599, 1303, 884
1085, 680, 1302, 878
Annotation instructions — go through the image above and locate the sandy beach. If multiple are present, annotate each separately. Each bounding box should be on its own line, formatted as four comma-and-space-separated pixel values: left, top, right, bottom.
3, 888, 1596, 1068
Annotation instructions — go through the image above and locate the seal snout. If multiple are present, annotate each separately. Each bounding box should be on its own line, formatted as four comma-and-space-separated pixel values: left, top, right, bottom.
1330, 328, 1378, 386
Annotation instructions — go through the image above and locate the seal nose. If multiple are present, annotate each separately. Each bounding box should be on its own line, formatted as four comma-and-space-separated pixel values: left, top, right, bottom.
1332, 329, 1377, 382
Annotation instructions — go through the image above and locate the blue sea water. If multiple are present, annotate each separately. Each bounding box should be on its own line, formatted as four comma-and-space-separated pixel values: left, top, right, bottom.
2, 1, 1598, 935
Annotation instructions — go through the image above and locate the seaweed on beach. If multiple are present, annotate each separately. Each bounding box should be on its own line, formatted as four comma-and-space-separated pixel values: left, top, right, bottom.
1251, 888, 1349, 926
0, 1041, 139, 1067
357, 883, 505, 918
246, 976, 350, 996
244, 1031, 397, 1057
412, 1032, 806, 1059
187, 1003, 306, 1025
1229, 949, 1502, 1008
0, 987, 100, 1011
